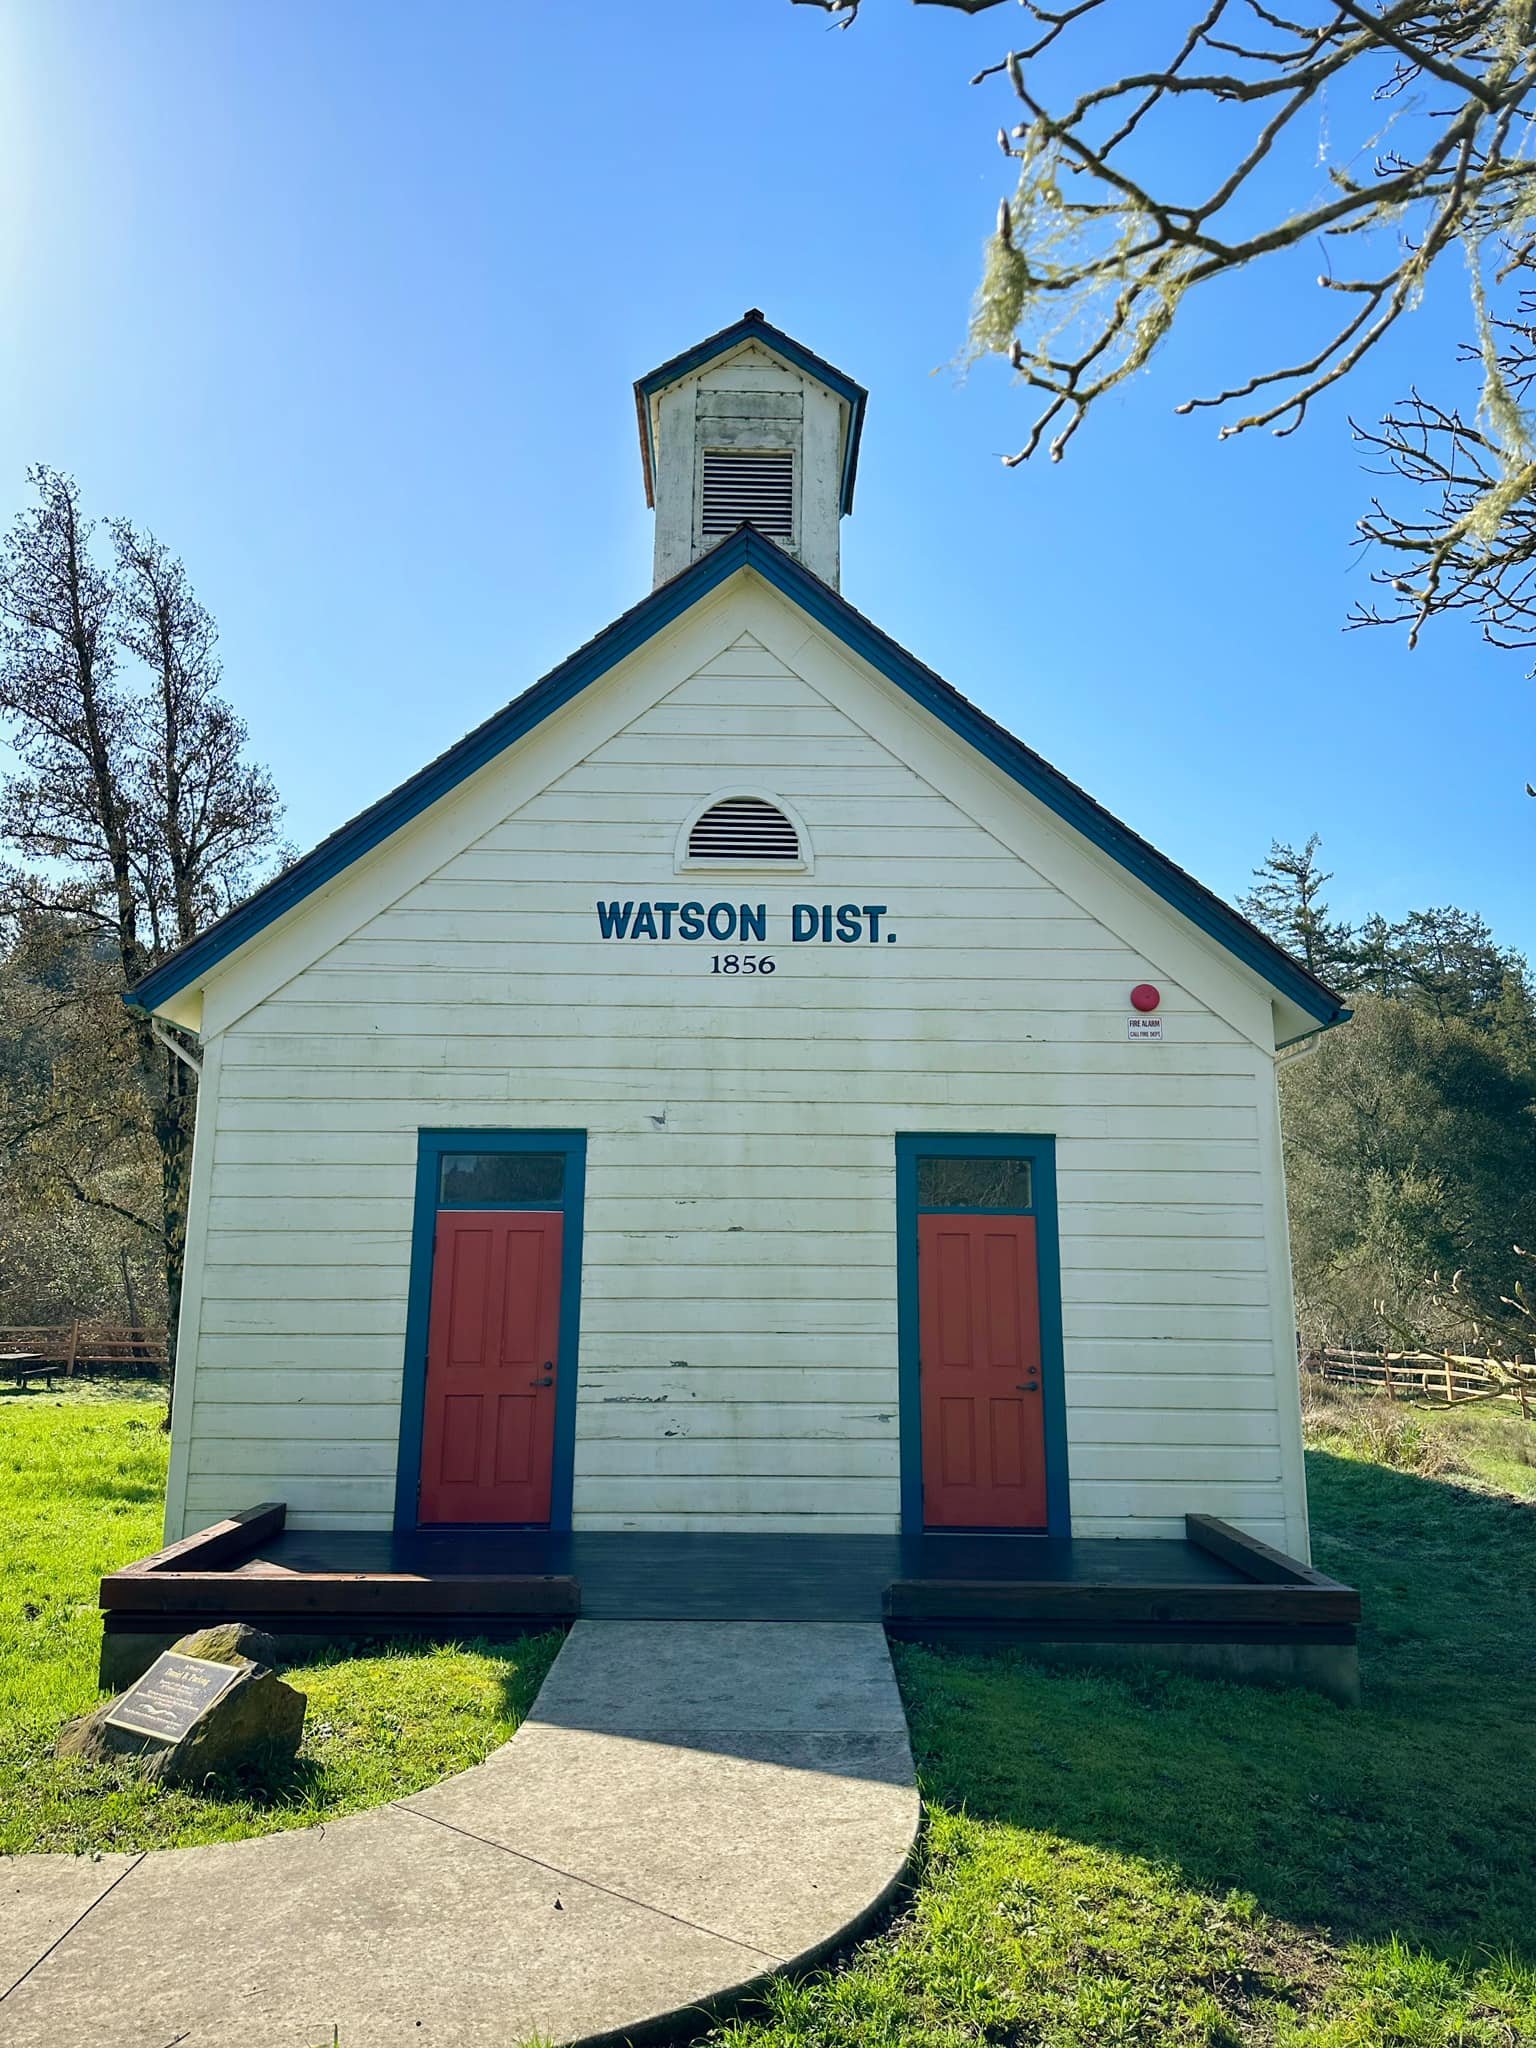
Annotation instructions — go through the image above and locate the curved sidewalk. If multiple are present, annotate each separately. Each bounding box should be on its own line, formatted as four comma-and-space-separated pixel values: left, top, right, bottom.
0, 1620, 919, 2048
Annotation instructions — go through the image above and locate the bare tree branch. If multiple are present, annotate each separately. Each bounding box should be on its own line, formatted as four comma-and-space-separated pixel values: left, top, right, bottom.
793, 1, 1536, 681
1352, 274, 1536, 664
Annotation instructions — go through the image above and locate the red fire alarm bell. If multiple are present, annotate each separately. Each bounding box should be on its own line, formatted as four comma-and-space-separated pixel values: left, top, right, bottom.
1130, 983, 1161, 1013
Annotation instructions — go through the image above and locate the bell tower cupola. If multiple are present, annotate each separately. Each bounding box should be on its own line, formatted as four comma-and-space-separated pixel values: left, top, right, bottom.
634, 311, 867, 592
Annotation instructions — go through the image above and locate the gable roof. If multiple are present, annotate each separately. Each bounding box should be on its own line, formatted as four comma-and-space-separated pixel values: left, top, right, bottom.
125, 527, 1349, 1038
634, 311, 868, 516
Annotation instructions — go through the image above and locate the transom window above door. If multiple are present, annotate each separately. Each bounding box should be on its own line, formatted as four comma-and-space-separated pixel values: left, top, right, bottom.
916, 1156, 1034, 1212
438, 1151, 565, 1207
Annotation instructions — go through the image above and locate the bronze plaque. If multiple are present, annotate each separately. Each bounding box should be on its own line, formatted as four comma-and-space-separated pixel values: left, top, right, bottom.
106, 1652, 243, 1743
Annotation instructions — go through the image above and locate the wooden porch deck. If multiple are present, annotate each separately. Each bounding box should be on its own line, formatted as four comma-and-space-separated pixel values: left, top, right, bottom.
99, 1504, 1360, 1676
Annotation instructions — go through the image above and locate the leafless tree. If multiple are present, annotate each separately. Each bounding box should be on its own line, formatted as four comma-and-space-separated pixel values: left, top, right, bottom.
0, 467, 283, 1386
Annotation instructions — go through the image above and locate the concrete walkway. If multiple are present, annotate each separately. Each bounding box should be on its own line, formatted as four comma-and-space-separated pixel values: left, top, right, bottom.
0, 1621, 919, 2047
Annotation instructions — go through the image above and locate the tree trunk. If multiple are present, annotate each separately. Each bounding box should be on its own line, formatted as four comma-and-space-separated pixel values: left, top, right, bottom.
119, 1243, 140, 1331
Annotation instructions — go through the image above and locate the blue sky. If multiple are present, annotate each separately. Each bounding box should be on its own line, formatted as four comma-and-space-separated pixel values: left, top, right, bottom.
2, 1, 1529, 959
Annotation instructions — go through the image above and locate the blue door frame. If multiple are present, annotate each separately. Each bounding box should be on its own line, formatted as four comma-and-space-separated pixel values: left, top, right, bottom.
895, 1134, 1070, 1538
394, 1129, 587, 1533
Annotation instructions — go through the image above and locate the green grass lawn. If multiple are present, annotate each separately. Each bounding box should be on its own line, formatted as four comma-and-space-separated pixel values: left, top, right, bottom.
716, 1395, 1536, 2048
0, 1389, 559, 1855
3, 1383, 1532, 2046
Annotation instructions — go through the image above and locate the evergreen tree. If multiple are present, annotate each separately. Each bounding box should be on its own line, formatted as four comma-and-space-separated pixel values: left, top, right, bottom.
1239, 837, 1354, 982
1353, 907, 1528, 1027
1282, 996, 1536, 1350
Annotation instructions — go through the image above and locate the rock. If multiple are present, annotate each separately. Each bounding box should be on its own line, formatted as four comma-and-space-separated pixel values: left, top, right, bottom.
169, 1623, 283, 1669
58, 1632, 307, 1785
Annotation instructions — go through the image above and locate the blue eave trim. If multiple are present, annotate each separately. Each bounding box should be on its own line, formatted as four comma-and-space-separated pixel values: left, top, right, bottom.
633, 314, 868, 515
125, 527, 1345, 1029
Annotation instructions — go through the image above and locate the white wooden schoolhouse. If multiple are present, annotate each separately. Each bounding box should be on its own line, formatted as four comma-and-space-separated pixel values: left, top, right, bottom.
122, 314, 1354, 1661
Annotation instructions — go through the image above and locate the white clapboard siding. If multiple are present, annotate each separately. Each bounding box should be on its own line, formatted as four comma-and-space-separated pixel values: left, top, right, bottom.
581, 1265, 887, 1303
215, 1112, 1259, 1160
396, 857, 1088, 891
1067, 1444, 1281, 1483
219, 1034, 1266, 1082
201, 1232, 411, 1266
188, 1439, 400, 1479
1073, 1517, 1289, 1545
201, 1266, 410, 1302
169, 597, 1311, 1554
584, 1233, 893, 1268
579, 1300, 895, 1337
257, 975, 1232, 1016
577, 1402, 898, 1440
184, 1476, 393, 1517
1069, 1482, 1288, 1521
200, 1299, 407, 1338
1067, 1406, 1280, 1446
575, 1513, 904, 1535
1065, 1338, 1277, 1373
193, 1375, 408, 1409
196, 1335, 412, 1371
573, 1440, 900, 1480
633, 704, 860, 736
1062, 1304, 1273, 1342
212, 1073, 1262, 1122
231, 1005, 1252, 1048
566, 1477, 896, 1516
1059, 1234, 1267, 1272
204, 1114, 1261, 1163
1067, 1373, 1282, 1410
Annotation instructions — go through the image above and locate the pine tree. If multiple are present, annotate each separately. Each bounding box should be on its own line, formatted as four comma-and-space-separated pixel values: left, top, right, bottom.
1238, 836, 1354, 982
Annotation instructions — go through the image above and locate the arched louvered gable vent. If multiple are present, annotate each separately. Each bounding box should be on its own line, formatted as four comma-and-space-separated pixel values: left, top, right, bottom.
687, 795, 801, 864
701, 449, 795, 542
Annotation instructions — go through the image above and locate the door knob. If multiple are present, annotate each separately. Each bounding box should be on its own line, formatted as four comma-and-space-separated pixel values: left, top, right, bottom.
531, 1362, 555, 1387
1016, 1381, 1040, 1393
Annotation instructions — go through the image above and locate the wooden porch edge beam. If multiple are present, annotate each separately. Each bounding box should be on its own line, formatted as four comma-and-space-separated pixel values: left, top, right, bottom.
1184, 1513, 1353, 1592
883, 1579, 1361, 1623
105, 1502, 288, 1582
100, 1572, 581, 1617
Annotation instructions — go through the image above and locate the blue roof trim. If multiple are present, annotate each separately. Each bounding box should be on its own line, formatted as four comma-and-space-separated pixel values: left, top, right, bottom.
125, 529, 1347, 1031
633, 313, 868, 515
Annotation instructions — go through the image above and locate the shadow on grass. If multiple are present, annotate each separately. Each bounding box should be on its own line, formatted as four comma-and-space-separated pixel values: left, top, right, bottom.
896, 1451, 1535, 1966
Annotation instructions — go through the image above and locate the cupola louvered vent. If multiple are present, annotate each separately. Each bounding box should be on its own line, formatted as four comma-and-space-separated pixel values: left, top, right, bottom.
701, 449, 794, 541
687, 796, 801, 864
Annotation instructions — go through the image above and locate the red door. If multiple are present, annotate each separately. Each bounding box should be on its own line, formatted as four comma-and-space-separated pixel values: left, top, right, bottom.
418, 1210, 563, 1525
919, 1212, 1047, 1529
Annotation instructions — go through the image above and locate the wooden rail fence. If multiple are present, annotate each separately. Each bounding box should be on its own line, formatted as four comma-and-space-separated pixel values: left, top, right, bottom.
1305, 1345, 1535, 1416
0, 1322, 168, 1376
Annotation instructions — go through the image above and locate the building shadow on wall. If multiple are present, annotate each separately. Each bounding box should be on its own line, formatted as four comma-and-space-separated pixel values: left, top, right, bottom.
896, 1450, 1535, 1965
